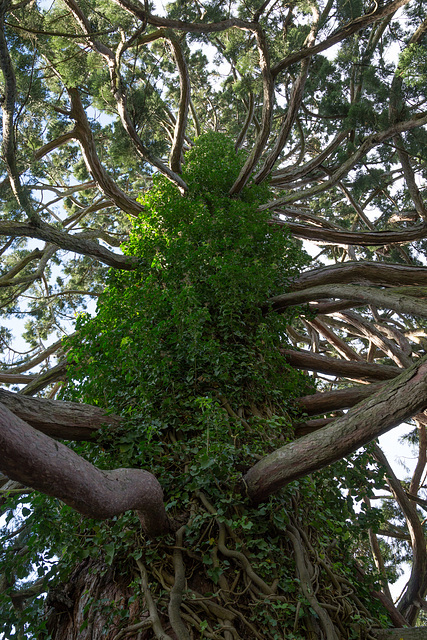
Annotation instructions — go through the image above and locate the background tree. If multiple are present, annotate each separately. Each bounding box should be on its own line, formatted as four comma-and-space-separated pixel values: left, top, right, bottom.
1, 0, 427, 638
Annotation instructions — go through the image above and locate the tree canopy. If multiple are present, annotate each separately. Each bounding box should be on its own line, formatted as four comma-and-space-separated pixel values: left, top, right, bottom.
1, 0, 427, 638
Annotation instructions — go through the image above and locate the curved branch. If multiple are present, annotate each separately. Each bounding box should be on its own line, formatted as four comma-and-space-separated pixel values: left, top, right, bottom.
268, 284, 427, 320
67, 88, 143, 217
254, 6, 319, 184
271, 0, 411, 77
166, 32, 190, 174
243, 355, 427, 504
63, 0, 187, 191
0, 402, 170, 537
291, 261, 427, 291
229, 26, 274, 195
0, 1, 39, 224
261, 112, 427, 208
235, 91, 254, 151
373, 444, 427, 625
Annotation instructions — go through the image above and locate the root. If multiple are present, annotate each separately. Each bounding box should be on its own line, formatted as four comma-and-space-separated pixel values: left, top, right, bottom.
168, 526, 190, 640
136, 558, 173, 640
287, 523, 340, 640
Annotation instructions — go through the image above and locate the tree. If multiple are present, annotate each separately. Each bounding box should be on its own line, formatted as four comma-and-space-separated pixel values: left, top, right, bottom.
1, 0, 427, 637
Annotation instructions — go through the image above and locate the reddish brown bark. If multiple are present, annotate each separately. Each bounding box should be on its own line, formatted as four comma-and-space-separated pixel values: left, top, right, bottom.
0, 402, 169, 537
0, 389, 120, 440
281, 348, 400, 381
243, 356, 427, 504
296, 383, 384, 416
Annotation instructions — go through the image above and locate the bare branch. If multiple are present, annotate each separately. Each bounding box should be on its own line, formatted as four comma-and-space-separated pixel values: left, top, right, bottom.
243, 355, 427, 504
0, 401, 170, 537
281, 348, 400, 381
271, 0, 411, 77
269, 284, 427, 320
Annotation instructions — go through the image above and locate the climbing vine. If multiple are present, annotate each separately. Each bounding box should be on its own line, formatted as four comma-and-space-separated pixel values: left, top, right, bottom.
1, 134, 392, 639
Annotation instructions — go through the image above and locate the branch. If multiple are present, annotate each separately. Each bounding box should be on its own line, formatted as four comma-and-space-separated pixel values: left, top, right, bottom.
291, 261, 427, 291
63, 0, 187, 191
0, 402, 170, 537
0, 1, 39, 223
271, 218, 427, 246
373, 444, 427, 625
0, 388, 120, 440
254, 6, 319, 184
268, 284, 427, 320
271, 0, 411, 77
296, 383, 385, 416
281, 348, 400, 381
243, 355, 427, 504
0, 220, 138, 269
261, 112, 427, 208
229, 26, 274, 195
166, 32, 190, 174
68, 88, 143, 217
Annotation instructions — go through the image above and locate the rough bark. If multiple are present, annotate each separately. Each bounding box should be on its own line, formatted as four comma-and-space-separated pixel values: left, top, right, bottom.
272, 218, 427, 246
291, 261, 427, 291
243, 356, 427, 504
373, 629, 427, 639
296, 383, 385, 416
0, 402, 169, 537
0, 389, 120, 439
269, 284, 427, 320
0, 220, 137, 269
281, 348, 400, 381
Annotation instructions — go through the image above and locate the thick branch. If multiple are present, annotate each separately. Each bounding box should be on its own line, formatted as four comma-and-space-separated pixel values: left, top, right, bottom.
67, 88, 143, 217
166, 32, 190, 174
271, 218, 427, 246
0, 388, 120, 440
296, 383, 384, 416
243, 356, 427, 504
0, 402, 169, 537
281, 349, 400, 381
291, 261, 427, 291
268, 284, 427, 320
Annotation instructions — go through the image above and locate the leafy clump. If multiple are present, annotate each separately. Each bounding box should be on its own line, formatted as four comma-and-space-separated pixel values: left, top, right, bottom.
66, 132, 311, 422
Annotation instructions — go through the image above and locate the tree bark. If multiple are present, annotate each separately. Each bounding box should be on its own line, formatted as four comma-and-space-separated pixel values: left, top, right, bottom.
373, 630, 427, 639
281, 348, 400, 381
0, 389, 120, 439
0, 402, 169, 537
243, 356, 427, 504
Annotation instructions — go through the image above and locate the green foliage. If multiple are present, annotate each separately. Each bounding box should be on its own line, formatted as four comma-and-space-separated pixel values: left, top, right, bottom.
32, 133, 386, 637
66, 133, 311, 419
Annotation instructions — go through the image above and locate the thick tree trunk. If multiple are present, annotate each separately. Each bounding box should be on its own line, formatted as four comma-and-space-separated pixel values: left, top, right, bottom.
45, 559, 155, 640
